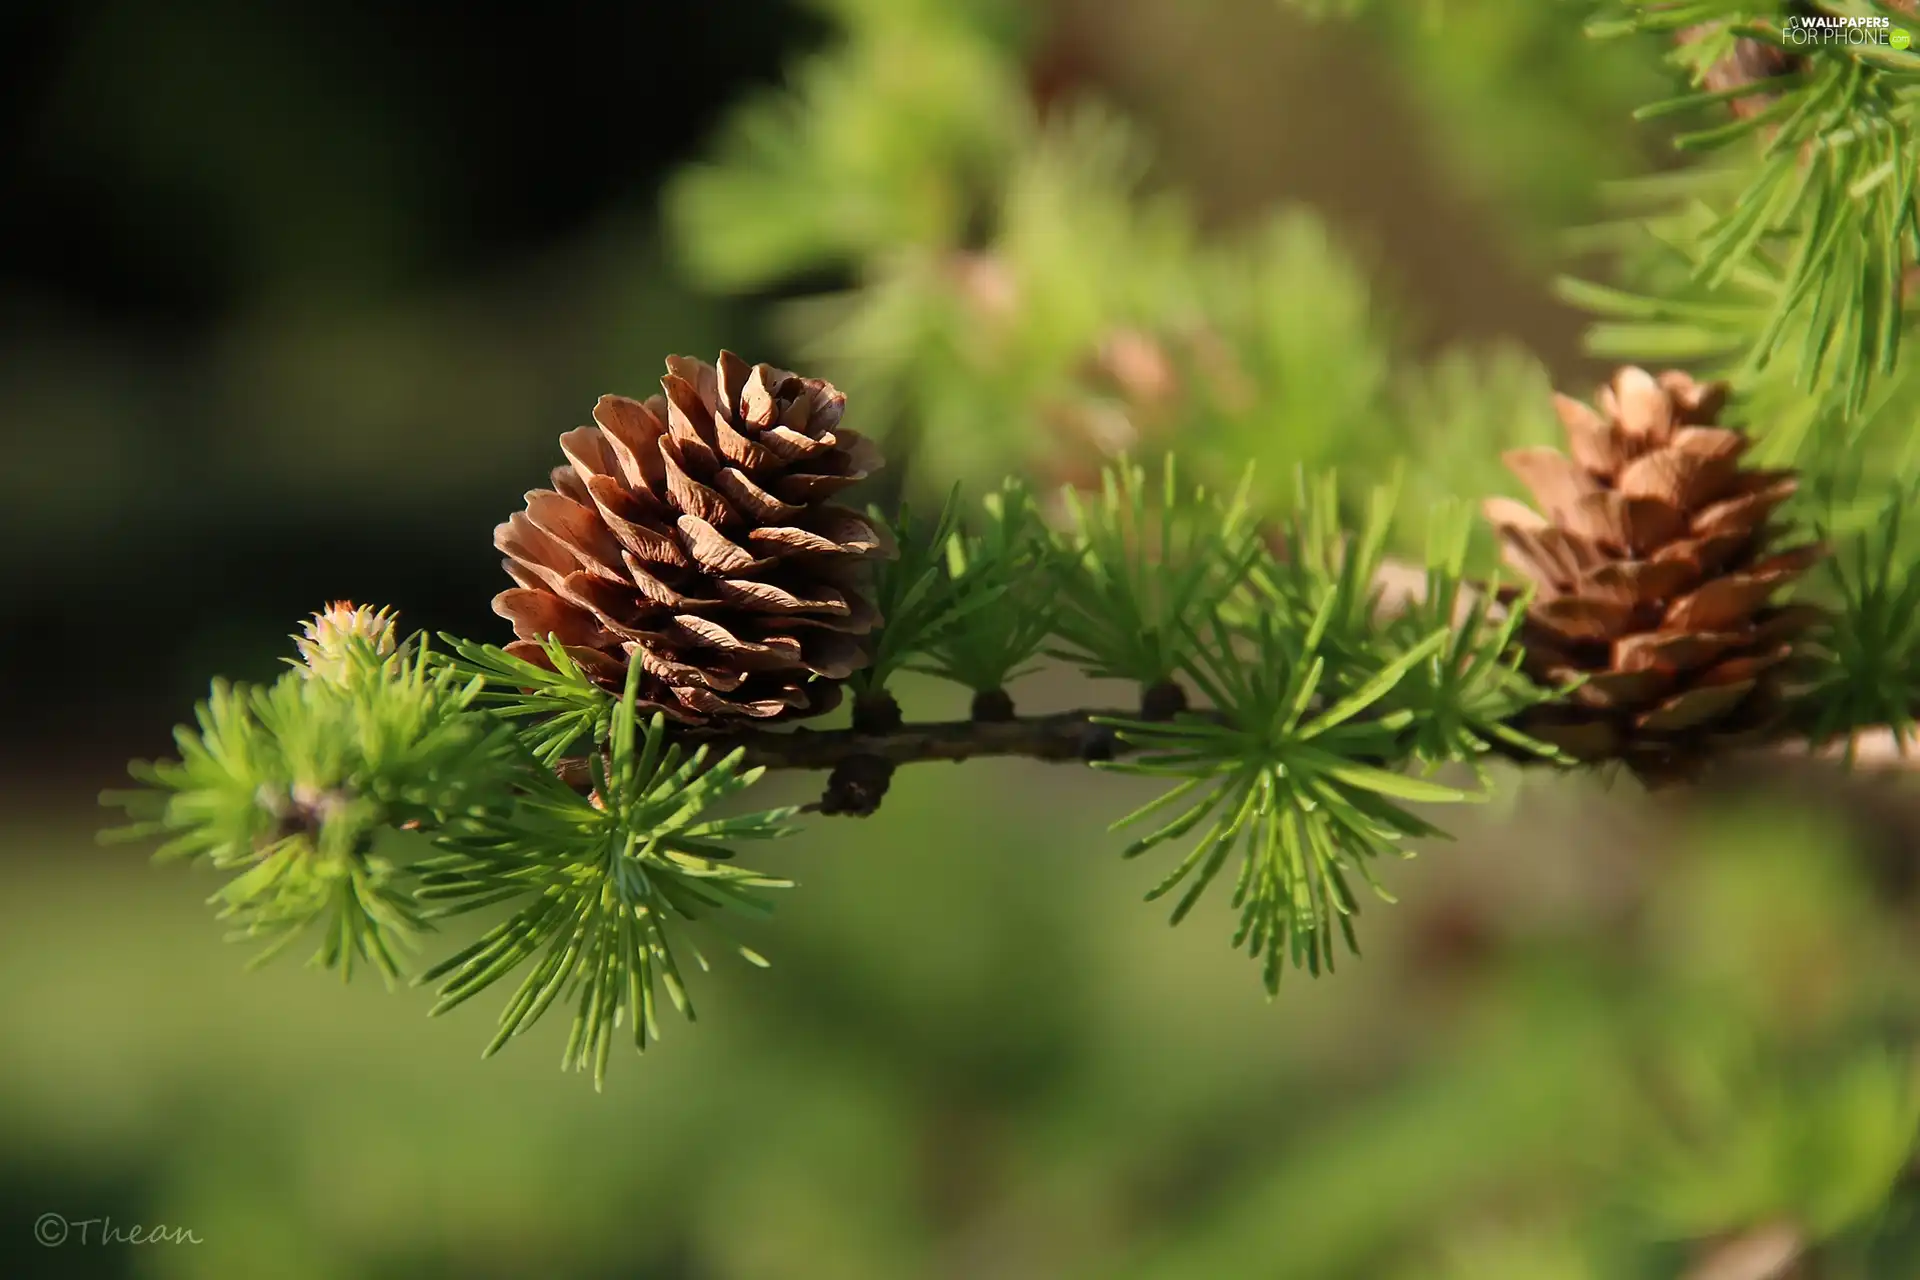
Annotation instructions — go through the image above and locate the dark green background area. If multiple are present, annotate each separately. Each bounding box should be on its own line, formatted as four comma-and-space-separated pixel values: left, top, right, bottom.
0, 0, 812, 751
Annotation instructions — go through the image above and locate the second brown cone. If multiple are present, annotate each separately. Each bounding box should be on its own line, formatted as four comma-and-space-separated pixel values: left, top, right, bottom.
1485, 365, 1828, 781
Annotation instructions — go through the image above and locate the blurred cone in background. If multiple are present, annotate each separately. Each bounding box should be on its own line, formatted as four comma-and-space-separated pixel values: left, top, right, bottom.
1678, 20, 1800, 120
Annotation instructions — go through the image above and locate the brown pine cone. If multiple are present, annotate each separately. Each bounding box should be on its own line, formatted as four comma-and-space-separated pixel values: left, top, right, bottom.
493, 352, 894, 724
1485, 366, 1828, 783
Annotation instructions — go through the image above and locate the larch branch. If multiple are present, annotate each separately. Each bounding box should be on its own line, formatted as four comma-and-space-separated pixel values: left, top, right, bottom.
555, 706, 1160, 792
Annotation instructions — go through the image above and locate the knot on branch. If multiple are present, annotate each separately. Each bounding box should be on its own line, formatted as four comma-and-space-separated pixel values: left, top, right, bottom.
850, 690, 903, 734
819, 754, 895, 817
1139, 679, 1188, 722
970, 688, 1016, 722
1079, 724, 1119, 763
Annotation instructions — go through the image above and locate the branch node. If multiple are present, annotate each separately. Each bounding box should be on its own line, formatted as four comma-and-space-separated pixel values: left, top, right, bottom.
1139, 679, 1188, 722
819, 754, 895, 818
850, 690, 904, 734
1080, 724, 1119, 763
970, 688, 1016, 722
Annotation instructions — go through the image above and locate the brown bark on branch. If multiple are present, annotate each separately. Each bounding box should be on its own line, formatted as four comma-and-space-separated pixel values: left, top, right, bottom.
555, 706, 1177, 792
553, 700, 1918, 805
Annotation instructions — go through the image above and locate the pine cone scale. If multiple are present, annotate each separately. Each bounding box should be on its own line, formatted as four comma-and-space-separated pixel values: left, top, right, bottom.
1560, 668, 1670, 710
1614, 631, 1736, 676
713, 470, 802, 523
494, 352, 892, 724
1639, 680, 1755, 733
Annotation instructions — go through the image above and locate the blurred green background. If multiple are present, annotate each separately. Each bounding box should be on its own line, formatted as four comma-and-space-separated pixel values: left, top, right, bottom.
6, 1, 1920, 1276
